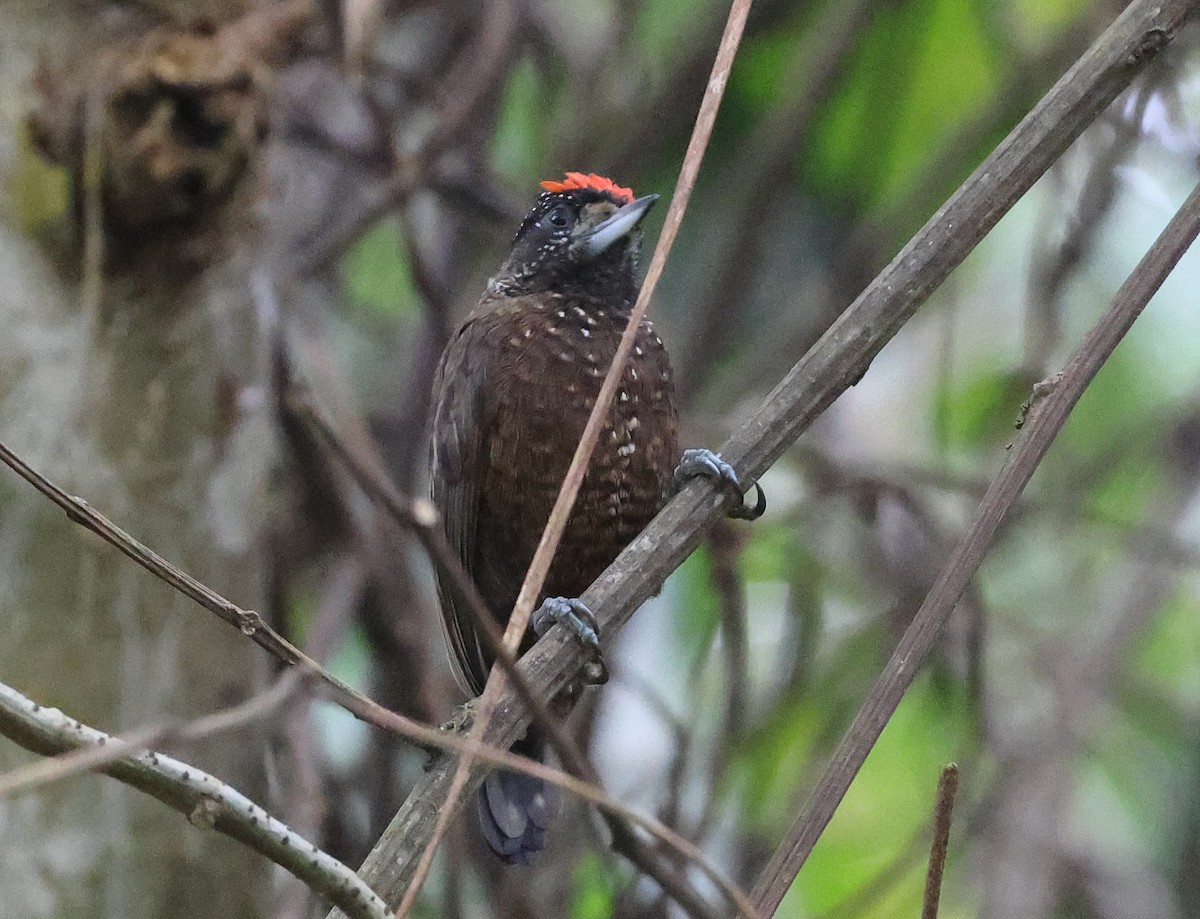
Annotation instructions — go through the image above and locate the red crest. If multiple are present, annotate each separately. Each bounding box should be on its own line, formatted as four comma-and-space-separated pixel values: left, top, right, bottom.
539, 172, 634, 204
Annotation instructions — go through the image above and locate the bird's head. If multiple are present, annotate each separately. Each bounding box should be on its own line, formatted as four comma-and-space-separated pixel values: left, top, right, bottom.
495, 172, 658, 304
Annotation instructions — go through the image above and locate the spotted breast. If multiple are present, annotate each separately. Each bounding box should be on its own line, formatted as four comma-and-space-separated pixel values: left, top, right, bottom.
431, 289, 679, 694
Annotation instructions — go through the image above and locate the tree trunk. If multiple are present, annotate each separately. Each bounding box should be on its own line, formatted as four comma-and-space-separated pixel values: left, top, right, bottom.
0, 3, 278, 915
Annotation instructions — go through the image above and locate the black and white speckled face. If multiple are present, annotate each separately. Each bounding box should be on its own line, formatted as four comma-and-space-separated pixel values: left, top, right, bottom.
495, 188, 648, 303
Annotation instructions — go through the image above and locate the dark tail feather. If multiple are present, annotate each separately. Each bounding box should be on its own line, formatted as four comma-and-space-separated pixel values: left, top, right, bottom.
477, 733, 556, 863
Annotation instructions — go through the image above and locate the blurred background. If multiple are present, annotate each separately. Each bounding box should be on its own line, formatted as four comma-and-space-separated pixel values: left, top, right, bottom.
1, 0, 1199, 917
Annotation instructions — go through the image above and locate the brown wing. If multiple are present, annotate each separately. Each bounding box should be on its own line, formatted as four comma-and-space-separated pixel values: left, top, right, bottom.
429, 314, 494, 695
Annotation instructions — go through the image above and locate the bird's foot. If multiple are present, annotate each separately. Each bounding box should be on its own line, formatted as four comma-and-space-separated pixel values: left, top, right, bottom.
532, 597, 608, 685
671, 448, 766, 520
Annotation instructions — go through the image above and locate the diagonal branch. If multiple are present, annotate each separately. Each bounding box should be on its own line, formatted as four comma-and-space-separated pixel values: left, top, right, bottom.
324, 1, 1196, 915
750, 175, 1200, 914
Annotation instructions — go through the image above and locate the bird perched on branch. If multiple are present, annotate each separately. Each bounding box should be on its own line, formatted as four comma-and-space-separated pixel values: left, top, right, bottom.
429, 172, 762, 863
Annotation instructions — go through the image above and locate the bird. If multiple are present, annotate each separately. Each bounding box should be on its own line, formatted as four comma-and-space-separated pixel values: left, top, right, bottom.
428, 172, 761, 863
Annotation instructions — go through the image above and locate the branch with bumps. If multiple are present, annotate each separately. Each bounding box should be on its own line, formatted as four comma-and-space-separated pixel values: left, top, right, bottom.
0, 679, 391, 919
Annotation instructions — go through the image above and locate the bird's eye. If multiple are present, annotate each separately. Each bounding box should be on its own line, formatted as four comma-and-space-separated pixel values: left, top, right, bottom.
547, 205, 570, 228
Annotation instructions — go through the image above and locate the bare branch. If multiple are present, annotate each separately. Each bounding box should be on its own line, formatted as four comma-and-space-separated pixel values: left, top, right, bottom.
0, 678, 390, 919
0, 437, 390, 723
750, 175, 1200, 914
0, 421, 754, 919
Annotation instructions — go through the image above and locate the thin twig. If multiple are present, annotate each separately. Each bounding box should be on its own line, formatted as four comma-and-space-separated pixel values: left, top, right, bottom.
0, 670, 302, 799
289, 392, 599, 771
749, 176, 1200, 915
0, 438, 375, 712
922, 764, 960, 919
0, 678, 390, 919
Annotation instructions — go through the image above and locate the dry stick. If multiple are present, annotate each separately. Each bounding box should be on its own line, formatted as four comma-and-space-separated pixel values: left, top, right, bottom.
922, 764, 960, 919
750, 180, 1200, 916
296, 398, 750, 919
325, 4, 1194, 916
502, 0, 754, 663
394, 0, 759, 915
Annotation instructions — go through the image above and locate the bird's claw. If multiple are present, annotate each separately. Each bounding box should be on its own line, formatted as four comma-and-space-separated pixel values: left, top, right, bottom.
532, 597, 608, 685
671, 448, 766, 521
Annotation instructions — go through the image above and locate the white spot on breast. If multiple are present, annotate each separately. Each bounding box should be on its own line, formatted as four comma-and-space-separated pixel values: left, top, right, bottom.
619, 391, 628, 403
556, 310, 566, 319
617, 443, 636, 457
524, 329, 532, 338
581, 328, 591, 338
628, 416, 640, 430
634, 346, 643, 356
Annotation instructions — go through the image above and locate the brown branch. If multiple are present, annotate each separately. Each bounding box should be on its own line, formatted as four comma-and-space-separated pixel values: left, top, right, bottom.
749, 175, 1200, 915
922, 764, 960, 919
289, 385, 760, 919
320, 1, 1194, 915
676, 0, 882, 398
